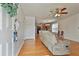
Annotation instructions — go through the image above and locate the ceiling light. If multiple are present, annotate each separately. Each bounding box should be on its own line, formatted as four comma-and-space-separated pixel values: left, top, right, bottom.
55, 14, 61, 17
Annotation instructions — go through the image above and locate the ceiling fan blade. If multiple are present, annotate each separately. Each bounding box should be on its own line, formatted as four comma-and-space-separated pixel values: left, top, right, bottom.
61, 8, 67, 11
60, 12, 68, 14
56, 8, 59, 13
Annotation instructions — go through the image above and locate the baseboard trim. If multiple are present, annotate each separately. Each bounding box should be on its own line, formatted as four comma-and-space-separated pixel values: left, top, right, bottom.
23, 38, 35, 40
65, 37, 79, 43
16, 40, 24, 56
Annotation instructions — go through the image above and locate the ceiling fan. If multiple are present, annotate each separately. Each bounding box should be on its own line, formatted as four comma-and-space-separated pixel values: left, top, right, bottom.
50, 7, 68, 17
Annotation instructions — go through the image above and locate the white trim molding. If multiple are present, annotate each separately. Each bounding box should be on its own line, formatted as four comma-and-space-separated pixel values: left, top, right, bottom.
16, 40, 24, 56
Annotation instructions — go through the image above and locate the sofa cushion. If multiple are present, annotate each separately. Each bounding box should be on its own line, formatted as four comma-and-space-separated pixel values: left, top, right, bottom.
39, 30, 57, 46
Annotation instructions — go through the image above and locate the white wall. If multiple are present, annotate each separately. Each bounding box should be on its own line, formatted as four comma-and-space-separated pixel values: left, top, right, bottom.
24, 16, 35, 39
60, 13, 79, 42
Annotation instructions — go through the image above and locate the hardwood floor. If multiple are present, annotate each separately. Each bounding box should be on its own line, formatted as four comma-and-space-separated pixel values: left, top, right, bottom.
18, 35, 79, 56
18, 35, 52, 56
69, 41, 79, 56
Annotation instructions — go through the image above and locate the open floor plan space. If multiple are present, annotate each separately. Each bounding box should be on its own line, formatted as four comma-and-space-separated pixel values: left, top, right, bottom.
1, 3, 79, 56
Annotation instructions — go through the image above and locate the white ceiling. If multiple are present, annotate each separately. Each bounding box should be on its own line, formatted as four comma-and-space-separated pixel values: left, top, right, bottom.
20, 3, 79, 22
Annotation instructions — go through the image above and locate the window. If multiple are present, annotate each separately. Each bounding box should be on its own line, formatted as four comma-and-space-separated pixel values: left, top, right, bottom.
52, 22, 58, 33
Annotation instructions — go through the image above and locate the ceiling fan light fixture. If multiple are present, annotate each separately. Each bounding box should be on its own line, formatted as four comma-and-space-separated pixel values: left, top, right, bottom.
55, 14, 61, 17
49, 7, 68, 18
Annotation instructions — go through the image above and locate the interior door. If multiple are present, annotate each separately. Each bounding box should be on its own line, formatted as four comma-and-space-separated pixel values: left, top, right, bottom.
1, 8, 13, 56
